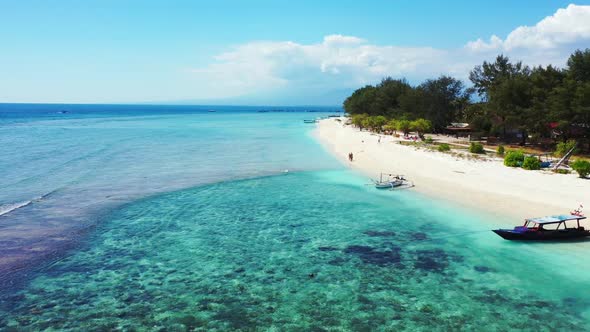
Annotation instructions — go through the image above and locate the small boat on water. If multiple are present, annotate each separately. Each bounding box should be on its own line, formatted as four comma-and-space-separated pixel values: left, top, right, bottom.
303, 119, 317, 124
492, 214, 589, 241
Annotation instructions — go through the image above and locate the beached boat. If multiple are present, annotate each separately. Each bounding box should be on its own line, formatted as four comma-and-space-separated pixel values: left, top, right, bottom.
372, 173, 410, 189
492, 214, 589, 241
374, 179, 404, 189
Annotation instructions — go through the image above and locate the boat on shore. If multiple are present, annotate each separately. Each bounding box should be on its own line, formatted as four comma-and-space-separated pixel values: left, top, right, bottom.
372, 173, 412, 189
493, 214, 589, 241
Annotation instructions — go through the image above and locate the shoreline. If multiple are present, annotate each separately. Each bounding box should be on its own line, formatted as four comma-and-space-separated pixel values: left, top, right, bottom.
313, 118, 590, 222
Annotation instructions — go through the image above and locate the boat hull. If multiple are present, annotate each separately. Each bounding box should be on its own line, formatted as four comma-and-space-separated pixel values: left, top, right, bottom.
493, 229, 590, 241
374, 180, 403, 189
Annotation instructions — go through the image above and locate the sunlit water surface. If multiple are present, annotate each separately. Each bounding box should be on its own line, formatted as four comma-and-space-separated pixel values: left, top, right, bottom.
1, 105, 589, 331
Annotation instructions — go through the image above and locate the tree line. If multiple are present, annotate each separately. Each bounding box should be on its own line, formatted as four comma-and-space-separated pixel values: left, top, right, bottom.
343, 49, 590, 148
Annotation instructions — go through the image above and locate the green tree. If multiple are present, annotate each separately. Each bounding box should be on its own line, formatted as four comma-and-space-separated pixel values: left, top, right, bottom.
469, 54, 530, 100
567, 49, 590, 82
415, 76, 470, 132
351, 113, 369, 130
383, 119, 398, 133
527, 65, 565, 139
396, 119, 412, 135
410, 118, 432, 138
547, 50, 590, 142
487, 73, 532, 143
372, 115, 388, 132
374, 78, 412, 118
343, 86, 378, 115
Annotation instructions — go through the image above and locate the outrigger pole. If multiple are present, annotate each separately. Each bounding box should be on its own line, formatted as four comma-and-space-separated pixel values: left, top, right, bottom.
553, 144, 577, 170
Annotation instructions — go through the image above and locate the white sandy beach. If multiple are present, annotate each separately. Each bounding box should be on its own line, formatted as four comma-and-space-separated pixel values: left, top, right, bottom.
314, 118, 590, 221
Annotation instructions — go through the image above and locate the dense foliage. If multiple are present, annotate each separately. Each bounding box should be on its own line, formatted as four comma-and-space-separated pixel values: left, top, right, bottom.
522, 156, 541, 170
571, 160, 590, 178
504, 150, 525, 167
555, 140, 578, 157
343, 49, 590, 150
437, 143, 451, 152
469, 142, 485, 154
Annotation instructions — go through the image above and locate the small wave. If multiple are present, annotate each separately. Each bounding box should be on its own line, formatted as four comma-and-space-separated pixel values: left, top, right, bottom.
0, 200, 33, 216
0, 190, 57, 217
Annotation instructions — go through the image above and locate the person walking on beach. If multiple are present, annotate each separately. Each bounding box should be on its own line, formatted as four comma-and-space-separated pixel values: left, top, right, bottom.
348, 152, 354, 162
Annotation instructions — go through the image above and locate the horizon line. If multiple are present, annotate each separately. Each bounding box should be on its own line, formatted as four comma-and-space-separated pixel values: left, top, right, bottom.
0, 102, 344, 108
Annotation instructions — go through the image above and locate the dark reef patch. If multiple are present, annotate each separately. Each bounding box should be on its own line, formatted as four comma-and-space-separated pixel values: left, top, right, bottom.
412, 248, 462, 273
411, 232, 428, 241
474, 265, 494, 273
343, 245, 402, 266
318, 246, 339, 252
363, 230, 396, 237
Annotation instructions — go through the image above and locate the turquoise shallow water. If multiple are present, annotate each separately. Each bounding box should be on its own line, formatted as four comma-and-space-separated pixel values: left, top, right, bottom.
1, 171, 589, 331
1, 105, 590, 330
0, 105, 339, 283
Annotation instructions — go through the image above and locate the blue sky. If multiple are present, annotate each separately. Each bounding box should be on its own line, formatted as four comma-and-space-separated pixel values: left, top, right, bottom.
1, 1, 589, 105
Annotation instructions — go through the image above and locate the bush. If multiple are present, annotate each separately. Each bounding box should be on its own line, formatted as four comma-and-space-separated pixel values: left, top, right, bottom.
522, 156, 541, 170
469, 142, 485, 154
497, 145, 505, 156
438, 143, 450, 152
424, 136, 433, 144
554, 169, 571, 174
504, 150, 525, 167
571, 160, 590, 178
555, 140, 577, 157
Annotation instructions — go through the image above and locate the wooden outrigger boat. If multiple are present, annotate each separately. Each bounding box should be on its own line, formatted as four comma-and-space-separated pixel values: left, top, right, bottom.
372, 173, 413, 190
492, 214, 589, 241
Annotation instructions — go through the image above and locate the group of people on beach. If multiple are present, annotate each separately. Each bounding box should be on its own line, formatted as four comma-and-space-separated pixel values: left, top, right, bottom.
403, 135, 419, 141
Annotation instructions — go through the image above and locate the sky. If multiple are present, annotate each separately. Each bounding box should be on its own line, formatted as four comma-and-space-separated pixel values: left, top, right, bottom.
1, 1, 590, 105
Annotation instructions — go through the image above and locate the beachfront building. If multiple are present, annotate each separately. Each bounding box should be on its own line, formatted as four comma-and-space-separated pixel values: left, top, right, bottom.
444, 123, 473, 138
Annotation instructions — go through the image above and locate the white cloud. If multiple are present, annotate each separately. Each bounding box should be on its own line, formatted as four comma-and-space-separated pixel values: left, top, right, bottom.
465, 35, 503, 52
190, 5, 590, 103
191, 34, 452, 99
465, 4, 590, 52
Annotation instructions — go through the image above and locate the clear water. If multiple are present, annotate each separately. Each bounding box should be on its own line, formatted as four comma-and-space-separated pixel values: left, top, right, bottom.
0, 104, 339, 282
1, 105, 589, 331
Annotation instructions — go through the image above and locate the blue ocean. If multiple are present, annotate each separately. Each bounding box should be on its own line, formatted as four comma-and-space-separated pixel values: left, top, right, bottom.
1, 104, 589, 331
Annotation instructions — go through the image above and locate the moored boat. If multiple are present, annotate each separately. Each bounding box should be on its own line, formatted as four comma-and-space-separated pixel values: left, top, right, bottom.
374, 178, 404, 189
372, 173, 412, 189
493, 214, 589, 241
